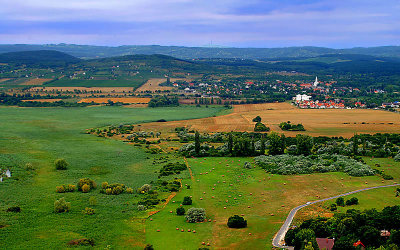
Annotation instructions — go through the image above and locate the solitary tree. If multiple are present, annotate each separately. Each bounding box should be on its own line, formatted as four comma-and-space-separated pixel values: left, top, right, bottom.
194, 131, 200, 155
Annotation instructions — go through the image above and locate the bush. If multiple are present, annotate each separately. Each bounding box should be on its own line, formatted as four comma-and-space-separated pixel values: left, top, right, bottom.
330, 203, 337, 211
54, 197, 70, 213
137, 205, 146, 211
252, 116, 261, 122
139, 184, 151, 193
82, 207, 95, 215
112, 185, 123, 195
56, 185, 65, 193
244, 162, 252, 169
126, 187, 134, 194
106, 188, 112, 195
254, 122, 269, 132
144, 244, 154, 250
101, 182, 108, 189
182, 196, 192, 205
176, 207, 185, 215
336, 197, 345, 206
77, 178, 96, 191
25, 162, 35, 171
185, 208, 206, 223
81, 184, 90, 193
227, 215, 247, 228
6, 206, 21, 213
346, 197, 359, 206
55, 158, 68, 170
159, 162, 187, 177
394, 153, 400, 162
56, 184, 76, 193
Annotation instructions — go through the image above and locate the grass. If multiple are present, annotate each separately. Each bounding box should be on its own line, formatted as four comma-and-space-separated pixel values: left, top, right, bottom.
0, 105, 225, 249
145, 157, 399, 249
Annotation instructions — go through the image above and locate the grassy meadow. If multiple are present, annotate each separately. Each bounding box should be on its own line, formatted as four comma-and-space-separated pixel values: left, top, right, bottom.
0, 105, 226, 249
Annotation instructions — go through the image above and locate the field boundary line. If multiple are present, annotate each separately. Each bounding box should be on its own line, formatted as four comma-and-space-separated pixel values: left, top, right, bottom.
272, 183, 400, 249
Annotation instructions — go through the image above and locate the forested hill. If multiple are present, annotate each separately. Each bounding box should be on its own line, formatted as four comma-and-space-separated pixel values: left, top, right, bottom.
0, 50, 81, 66
0, 44, 399, 59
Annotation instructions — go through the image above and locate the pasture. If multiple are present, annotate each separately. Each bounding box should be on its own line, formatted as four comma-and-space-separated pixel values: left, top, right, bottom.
136, 102, 400, 137
0, 105, 226, 249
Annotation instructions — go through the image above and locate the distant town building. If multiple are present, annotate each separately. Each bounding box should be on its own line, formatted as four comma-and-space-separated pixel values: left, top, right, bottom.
313, 76, 319, 88
316, 238, 335, 250
294, 94, 312, 101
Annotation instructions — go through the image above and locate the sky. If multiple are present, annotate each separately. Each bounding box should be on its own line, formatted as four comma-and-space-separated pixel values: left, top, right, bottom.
0, 0, 399, 48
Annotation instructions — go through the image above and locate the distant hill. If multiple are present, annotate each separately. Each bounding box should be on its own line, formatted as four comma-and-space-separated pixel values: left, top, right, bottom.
0, 44, 399, 60
0, 50, 81, 66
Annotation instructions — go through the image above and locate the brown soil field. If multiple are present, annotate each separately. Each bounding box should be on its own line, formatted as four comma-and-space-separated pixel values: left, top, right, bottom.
21, 99, 62, 102
20, 78, 52, 85
136, 102, 400, 137
78, 97, 151, 104
29, 87, 135, 93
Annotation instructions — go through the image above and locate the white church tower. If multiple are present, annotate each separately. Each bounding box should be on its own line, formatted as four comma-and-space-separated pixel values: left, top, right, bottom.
313, 76, 319, 87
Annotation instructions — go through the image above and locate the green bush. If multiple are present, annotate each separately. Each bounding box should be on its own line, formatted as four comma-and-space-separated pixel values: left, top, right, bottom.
77, 178, 97, 191
254, 122, 269, 132
227, 215, 247, 228
82, 207, 95, 215
185, 208, 206, 223
176, 207, 185, 215
6, 206, 21, 213
81, 184, 90, 193
345, 197, 359, 206
182, 196, 192, 205
252, 116, 261, 122
144, 244, 154, 250
54, 197, 70, 213
55, 158, 68, 170
336, 197, 345, 206
330, 203, 337, 211
56, 184, 76, 193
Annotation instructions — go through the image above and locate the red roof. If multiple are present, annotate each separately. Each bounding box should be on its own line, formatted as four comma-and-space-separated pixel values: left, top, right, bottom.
316, 238, 335, 250
353, 240, 365, 247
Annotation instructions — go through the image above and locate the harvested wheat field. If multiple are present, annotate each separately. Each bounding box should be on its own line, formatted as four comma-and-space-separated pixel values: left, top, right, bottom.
0, 78, 10, 83
135, 78, 175, 92
20, 78, 52, 85
78, 97, 151, 104
138, 102, 400, 137
21, 99, 62, 102
29, 86, 135, 93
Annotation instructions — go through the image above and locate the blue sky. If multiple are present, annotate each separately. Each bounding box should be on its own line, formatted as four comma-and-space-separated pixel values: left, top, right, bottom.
0, 0, 399, 48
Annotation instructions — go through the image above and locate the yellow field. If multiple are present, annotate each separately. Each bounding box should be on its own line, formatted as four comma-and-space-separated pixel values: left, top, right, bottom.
135, 78, 174, 92
137, 103, 400, 137
0, 78, 10, 83
20, 78, 52, 85
78, 97, 151, 104
29, 86, 135, 93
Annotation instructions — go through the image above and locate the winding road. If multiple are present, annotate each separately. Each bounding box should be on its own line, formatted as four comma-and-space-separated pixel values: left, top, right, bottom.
272, 183, 400, 249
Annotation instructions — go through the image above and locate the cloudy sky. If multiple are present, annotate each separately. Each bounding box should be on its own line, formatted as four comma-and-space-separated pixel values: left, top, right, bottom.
0, 0, 399, 48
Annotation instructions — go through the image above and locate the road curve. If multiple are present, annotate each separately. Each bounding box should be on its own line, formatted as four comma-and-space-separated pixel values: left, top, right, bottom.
272, 183, 400, 249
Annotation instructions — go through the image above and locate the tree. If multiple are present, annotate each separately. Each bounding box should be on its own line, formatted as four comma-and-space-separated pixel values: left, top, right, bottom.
360, 225, 381, 247
185, 208, 206, 223
228, 133, 233, 155
296, 134, 313, 156
227, 215, 247, 228
54, 197, 70, 213
254, 122, 269, 132
260, 135, 266, 155
390, 230, 400, 245
345, 197, 359, 206
268, 132, 285, 155
195, 131, 200, 156
252, 116, 261, 122
55, 158, 68, 170
336, 197, 345, 206
352, 134, 358, 156
182, 196, 192, 205
176, 207, 185, 215
144, 244, 154, 250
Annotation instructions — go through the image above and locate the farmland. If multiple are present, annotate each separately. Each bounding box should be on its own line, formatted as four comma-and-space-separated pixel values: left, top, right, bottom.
136, 102, 400, 137
135, 78, 175, 93
78, 97, 151, 104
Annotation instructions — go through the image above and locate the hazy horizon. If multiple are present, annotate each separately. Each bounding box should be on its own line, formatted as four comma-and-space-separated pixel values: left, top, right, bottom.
0, 0, 399, 48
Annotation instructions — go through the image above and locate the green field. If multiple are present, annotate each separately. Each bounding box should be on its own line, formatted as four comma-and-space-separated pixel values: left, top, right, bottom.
0, 105, 226, 249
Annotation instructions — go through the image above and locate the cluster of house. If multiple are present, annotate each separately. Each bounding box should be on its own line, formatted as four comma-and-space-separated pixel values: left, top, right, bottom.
381, 101, 400, 108
295, 99, 347, 109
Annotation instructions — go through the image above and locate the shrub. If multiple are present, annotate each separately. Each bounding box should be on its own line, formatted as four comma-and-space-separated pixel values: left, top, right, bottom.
54, 197, 70, 213
144, 244, 154, 250
254, 122, 269, 132
77, 178, 96, 191
252, 116, 262, 122
6, 206, 21, 213
112, 185, 123, 195
81, 184, 90, 193
185, 208, 206, 223
89, 196, 97, 206
55, 158, 68, 170
182, 196, 192, 205
126, 187, 134, 194
227, 215, 247, 228
82, 207, 95, 215
159, 162, 187, 177
56, 185, 65, 193
394, 153, 400, 162
67, 238, 95, 246
336, 197, 345, 206
330, 203, 337, 211
105, 188, 112, 195
101, 182, 108, 189
140, 184, 151, 193
176, 207, 185, 215
25, 162, 35, 171
346, 197, 359, 206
